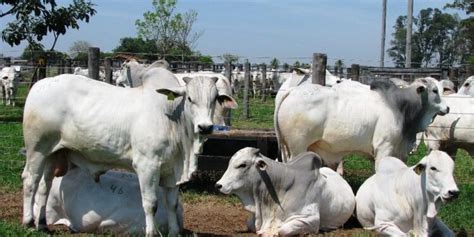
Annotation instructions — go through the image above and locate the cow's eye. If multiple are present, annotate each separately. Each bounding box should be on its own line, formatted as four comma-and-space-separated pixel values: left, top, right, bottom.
432, 89, 438, 94
237, 163, 247, 169
187, 97, 192, 103
430, 167, 438, 171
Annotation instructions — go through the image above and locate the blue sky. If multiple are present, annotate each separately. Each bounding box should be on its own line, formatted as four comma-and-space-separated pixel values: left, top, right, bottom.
0, 0, 464, 66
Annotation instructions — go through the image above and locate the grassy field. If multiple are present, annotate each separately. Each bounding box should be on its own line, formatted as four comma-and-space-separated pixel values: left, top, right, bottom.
0, 88, 472, 235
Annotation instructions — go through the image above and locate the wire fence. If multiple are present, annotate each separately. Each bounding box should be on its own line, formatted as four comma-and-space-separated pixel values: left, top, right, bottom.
1, 53, 473, 161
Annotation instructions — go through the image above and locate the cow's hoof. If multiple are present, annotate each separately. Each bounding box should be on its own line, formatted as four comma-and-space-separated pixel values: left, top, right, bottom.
22, 219, 35, 228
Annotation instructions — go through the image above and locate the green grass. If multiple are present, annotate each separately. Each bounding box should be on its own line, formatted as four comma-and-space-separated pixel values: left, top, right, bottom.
231, 95, 275, 129
0, 92, 472, 234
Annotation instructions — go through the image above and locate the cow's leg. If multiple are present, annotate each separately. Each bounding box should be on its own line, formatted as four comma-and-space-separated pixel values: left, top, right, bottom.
373, 219, 408, 236
135, 158, 160, 237
34, 159, 55, 230
22, 151, 48, 228
163, 186, 180, 236
278, 214, 320, 235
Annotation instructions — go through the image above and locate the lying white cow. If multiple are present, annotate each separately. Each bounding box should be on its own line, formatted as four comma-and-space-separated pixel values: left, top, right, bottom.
34, 168, 183, 234
356, 151, 459, 236
275, 80, 449, 172
22, 62, 236, 236
458, 76, 474, 96
423, 94, 474, 156
1, 66, 18, 106
216, 148, 355, 236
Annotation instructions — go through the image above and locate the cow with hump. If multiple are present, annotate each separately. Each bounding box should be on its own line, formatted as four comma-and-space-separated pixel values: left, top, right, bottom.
21, 61, 237, 236
215, 147, 355, 236
275, 79, 449, 172
356, 151, 459, 236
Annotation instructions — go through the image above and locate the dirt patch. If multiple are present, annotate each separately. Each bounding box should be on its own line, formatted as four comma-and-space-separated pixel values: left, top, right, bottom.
1, 189, 368, 236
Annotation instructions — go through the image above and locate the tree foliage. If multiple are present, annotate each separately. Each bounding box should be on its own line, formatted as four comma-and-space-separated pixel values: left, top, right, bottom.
219, 53, 239, 64
270, 58, 279, 69
135, 0, 202, 59
1, 0, 96, 51
388, 8, 464, 67
69, 40, 92, 58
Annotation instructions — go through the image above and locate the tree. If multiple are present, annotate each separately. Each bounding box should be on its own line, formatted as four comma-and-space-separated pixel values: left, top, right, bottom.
135, 0, 202, 59
1, 0, 96, 51
388, 8, 462, 67
282, 63, 290, 71
293, 61, 301, 68
334, 59, 345, 76
219, 53, 239, 64
445, 0, 474, 64
69, 40, 92, 58
270, 58, 279, 69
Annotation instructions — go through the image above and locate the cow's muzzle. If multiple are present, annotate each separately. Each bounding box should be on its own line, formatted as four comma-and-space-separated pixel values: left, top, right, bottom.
198, 124, 213, 135
442, 189, 460, 202
437, 106, 449, 116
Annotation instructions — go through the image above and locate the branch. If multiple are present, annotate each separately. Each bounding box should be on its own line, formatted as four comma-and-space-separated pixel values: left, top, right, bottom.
0, 5, 18, 18
49, 32, 59, 51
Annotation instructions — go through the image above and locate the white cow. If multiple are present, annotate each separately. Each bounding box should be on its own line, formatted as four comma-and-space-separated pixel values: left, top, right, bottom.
74, 67, 106, 81
423, 94, 474, 156
275, 80, 449, 172
1, 66, 18, 106
34, 168, 183, 234
22, 62, 236, 236
458, 76, 474, 96
356, 151, 459, 236
175, 71, 237, 126
114, 59, 147, 87
215, 148, 355, 236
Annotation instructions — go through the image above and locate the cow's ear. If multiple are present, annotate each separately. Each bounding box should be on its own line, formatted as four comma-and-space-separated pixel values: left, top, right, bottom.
416, 85, 426, 94
218, 95, 238, 109
183, 77, 193, 84
210, 77, 219, 83
256, 158, 267, 171
414, 163, 426, 175
156, 87, 186, 101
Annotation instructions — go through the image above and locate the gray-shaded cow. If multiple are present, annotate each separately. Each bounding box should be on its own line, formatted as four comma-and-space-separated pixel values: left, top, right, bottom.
356, 151, 459, 236
215, 148, 355, 236
275, 80, 449, 172
34, 168, 183, 234
22, 63, 236, 236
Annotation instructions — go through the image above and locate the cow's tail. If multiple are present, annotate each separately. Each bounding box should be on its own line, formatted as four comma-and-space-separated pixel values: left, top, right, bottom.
274, 88, 292, 163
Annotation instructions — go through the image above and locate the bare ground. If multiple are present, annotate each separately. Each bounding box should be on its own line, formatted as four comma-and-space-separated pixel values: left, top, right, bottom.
1, 189, 371, 236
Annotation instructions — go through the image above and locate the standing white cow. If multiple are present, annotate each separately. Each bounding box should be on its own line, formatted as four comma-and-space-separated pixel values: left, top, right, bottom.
458, 76, 474, 96
175, 71, 237, 126
1, 66, 18, 106
35, 168, 183, 234
114, 59, 147, 87
423, 94, 474, 156
22, 62, 236, 236
275, 80, 449, 172
356, 151, 459, 236
74, 67, 106, 81
215, 148, 355, 236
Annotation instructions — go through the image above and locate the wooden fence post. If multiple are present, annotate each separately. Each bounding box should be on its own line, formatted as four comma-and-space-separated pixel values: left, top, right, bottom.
88, 47, 100, 80
65, 59, 73, 74
104, 57, 113, 84
312, 53, 327, 85
224, 62, 232, 126
5, 57, 11, 67
261, 64, 267, 102
351, 64, 360, 82
243, 61, 250, 119
448, 68, 459, 88
58, 60, 64, 75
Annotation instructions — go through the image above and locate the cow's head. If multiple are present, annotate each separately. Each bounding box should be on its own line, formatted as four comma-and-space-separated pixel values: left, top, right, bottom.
1, 67, 15, 89
458, 76, 473, 96
413, 151, 459, 204
215, 147, 264, 195
157, 76, 236, 135
414, 78, 449, 116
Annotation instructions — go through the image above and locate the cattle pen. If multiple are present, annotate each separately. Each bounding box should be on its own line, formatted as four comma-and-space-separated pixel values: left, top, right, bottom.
0, 50, 473, 236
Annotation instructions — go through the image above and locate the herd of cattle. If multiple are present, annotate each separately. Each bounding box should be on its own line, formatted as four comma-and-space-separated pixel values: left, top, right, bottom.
0, 59, 473, 236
